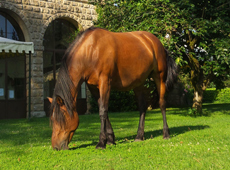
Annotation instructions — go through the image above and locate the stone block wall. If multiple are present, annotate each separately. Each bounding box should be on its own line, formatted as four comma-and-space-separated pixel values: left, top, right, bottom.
0, 0, 96, 50
0, 0, 97, 117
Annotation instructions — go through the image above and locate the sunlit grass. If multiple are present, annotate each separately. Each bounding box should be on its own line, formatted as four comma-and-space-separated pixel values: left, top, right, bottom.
0, 104, 230, 169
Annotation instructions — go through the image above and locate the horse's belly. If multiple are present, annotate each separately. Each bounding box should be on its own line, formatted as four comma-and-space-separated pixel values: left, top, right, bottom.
111, 68, 152, 90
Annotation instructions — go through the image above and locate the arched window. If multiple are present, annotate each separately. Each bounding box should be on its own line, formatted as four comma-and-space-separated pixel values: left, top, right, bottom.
43, 19, 86, 99
0, 11, 26, 118
0, 12, 24, 40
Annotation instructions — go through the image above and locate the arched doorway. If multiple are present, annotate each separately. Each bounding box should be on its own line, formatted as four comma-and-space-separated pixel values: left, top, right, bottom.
0, 11, 26, 119
43, 19, 87, 116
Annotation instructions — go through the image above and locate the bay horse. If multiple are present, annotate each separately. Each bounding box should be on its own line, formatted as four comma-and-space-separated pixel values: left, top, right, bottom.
48, 27, 177, 150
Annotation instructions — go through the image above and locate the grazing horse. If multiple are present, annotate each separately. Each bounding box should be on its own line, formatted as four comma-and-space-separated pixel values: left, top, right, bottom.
48, 27, 177, 150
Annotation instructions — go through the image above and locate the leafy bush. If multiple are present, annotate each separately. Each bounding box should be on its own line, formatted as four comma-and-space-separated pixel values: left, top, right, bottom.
202, 89, 219, 103
224, 80, 230, 87
89, 78, 158, 113
188, 88, 230, 104
214, 88, 230, 103
89, 90, 137, 113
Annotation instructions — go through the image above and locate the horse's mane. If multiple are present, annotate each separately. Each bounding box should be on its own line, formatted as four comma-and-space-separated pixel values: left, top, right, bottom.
50, 26, 102, 126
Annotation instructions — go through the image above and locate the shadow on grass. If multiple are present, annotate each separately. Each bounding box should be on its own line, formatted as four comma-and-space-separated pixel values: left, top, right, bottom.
144, 125, 210, 139
117, 125, 210, 143
203, 103, 230, 115
70, 125, 210, 150
69, 142, 98, 150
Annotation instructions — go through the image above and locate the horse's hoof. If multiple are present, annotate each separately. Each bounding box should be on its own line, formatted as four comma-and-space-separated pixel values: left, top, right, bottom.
107, 141, 116, 145
96, 143, 106, 149
134, 139, 143, 142
107, 134, 115, 145
134, 136, 144, 142
163, 135, 170, 139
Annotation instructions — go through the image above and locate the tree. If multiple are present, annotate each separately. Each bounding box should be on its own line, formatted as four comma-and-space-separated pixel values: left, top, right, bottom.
92, 0, 230, 114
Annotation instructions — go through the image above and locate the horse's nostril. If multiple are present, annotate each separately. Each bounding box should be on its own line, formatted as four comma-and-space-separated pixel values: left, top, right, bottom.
61, 143, 69, 150
53, 146, 59, 151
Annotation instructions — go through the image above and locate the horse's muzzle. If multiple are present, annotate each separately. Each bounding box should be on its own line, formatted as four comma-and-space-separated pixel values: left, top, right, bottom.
53, 142, 69, 151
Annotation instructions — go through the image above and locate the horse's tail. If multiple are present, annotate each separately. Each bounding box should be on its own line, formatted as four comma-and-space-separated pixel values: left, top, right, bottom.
165, 49, 178, 92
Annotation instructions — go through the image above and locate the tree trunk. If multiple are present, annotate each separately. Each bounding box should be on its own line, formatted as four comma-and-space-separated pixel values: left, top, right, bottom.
192, 88, 203, 114
190, 68, 205, 115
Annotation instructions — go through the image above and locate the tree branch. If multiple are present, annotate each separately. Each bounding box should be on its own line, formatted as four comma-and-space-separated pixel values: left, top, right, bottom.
217, 1, 230, 10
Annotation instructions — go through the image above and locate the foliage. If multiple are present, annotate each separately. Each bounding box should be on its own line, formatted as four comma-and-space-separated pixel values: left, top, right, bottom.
183, 88, 230, 108
202, 88, 219, 103
187, 107, 202, 116
64, 30, 80, 44
92, 0, 230, 113
90, 90, 137, 113
89, 78, 158, 113
204, 88, 230, 104
224, 79, 230, 87
0, 104, 230, 169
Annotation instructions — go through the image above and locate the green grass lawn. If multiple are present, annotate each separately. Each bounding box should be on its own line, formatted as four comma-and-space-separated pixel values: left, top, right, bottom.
0, 104, 230, 170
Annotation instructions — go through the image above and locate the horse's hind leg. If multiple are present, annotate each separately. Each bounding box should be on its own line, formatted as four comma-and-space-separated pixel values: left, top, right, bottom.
154, 72, 170, 139
134, 85, 147, 141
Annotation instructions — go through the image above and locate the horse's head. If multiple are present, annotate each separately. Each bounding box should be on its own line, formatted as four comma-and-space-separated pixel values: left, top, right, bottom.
48, 96, 79, 151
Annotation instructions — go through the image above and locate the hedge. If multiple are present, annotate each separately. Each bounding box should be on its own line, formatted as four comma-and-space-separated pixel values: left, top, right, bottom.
89, 88, 230, 113
89, 90, 137, 113
203, 88, 230, 104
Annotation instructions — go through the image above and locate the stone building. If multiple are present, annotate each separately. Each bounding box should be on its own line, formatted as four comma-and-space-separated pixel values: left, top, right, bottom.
0, 0, 96, 119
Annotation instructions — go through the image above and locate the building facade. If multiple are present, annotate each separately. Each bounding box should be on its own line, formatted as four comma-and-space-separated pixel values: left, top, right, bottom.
0, 0, 96, 118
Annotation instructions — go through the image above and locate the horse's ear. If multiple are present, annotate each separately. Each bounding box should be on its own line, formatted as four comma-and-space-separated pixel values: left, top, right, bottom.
56, 95, 64, 106
47, 97, 53, 103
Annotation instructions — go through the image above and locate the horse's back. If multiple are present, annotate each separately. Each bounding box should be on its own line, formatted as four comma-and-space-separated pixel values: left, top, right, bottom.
77, 28, 166, 90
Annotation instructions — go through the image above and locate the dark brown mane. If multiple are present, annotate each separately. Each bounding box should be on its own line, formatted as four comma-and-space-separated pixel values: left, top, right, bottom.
62, 27, 104, 62
50, 26, 103, 126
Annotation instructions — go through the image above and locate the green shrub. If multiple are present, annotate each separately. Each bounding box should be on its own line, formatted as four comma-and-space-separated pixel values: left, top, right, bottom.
89, 90, 137, 113
214, 88, 230, 103
224, 80, 230, 87
189, 88, 230, 104
203, 88, 219, 103
203, 88, 230, 104
89, 78, 157, 113
89, 87, 230, 114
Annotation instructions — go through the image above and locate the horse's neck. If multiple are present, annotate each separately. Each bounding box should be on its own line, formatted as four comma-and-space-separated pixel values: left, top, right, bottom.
66, 56, 84, 104
69, 72, 83, 104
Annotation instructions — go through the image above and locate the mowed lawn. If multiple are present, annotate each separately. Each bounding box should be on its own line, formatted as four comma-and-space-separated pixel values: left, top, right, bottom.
0, 104, 230, 170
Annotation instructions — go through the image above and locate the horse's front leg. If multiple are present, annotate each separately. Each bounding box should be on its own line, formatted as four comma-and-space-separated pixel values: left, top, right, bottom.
87, 84, 115, 147
105, 117, 115, 145
96, 77, 112, 149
